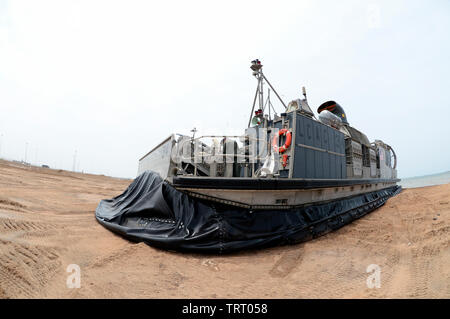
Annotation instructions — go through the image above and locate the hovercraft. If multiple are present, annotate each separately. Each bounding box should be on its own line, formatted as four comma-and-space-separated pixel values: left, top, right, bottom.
95, 59, 401, 253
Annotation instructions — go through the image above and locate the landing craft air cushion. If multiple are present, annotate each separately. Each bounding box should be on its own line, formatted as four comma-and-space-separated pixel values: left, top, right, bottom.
95, 60, 401, 253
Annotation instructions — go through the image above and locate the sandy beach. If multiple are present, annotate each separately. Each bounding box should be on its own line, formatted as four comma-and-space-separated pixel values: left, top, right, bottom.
0, 159, 448, 298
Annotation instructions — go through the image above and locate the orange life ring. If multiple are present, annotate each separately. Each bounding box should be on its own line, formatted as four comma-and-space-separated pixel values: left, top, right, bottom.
272, 129, 292, 154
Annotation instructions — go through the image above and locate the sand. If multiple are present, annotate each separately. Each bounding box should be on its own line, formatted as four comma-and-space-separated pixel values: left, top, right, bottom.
0, 159, 448, 299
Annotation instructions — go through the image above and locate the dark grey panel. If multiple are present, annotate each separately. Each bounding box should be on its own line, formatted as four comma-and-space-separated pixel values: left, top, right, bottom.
292, 114, 345, 179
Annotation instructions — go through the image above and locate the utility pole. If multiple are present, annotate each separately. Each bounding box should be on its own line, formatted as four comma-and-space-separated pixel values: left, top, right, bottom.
0, 133, 3, 158
34, 147, 38, 166
24, 142, 28, 163
72, 150, 77, 172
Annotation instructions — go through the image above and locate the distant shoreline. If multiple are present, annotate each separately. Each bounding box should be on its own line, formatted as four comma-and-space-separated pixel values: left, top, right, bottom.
399, 171, 450, 188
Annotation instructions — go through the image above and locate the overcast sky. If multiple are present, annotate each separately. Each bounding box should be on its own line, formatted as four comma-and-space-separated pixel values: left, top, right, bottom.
0, 0, 449, 178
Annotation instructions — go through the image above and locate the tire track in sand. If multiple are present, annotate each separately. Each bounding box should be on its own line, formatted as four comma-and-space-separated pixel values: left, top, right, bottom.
0, 213, 61, 298
0, 238, 61, 298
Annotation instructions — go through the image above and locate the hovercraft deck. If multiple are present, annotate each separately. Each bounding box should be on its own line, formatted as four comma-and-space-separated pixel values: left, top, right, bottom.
172, 175, 399, 209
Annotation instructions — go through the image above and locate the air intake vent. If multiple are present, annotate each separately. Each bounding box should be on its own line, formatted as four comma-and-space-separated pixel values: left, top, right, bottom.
317, 101, 348, 125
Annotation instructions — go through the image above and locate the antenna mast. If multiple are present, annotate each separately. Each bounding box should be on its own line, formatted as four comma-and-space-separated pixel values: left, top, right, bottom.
248, 59, 287, 127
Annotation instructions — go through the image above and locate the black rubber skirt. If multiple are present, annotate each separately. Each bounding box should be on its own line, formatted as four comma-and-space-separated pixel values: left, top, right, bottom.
95, 171, 402, 253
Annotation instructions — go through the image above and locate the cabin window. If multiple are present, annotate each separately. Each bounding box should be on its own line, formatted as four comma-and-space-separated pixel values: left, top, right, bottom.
286, 100, 298, 112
